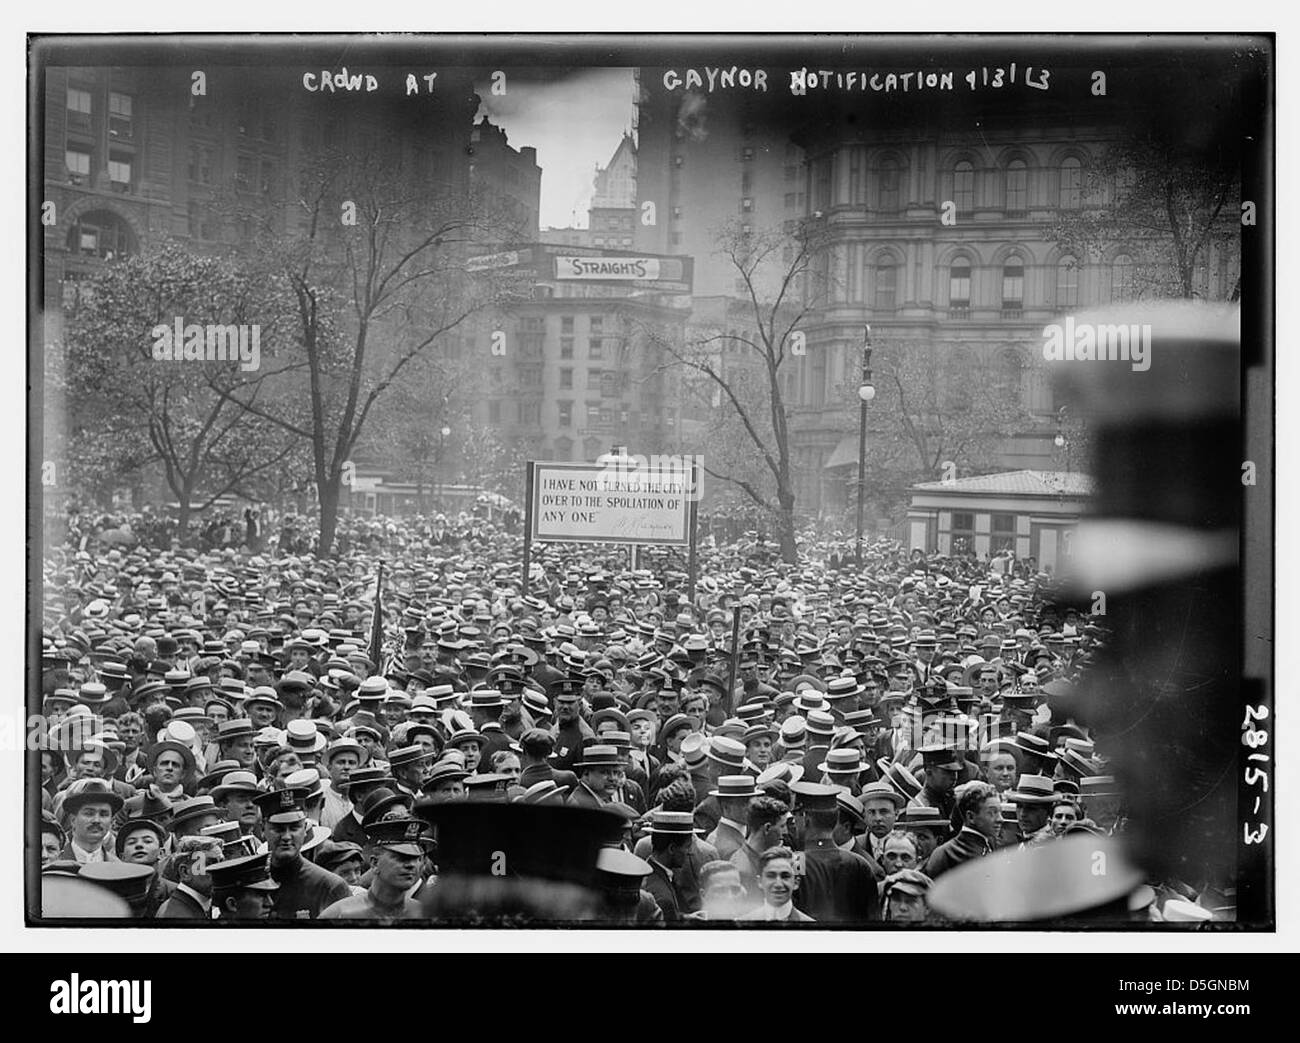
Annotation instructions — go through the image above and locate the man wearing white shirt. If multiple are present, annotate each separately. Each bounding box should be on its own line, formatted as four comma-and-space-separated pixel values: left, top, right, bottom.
738, 846, 814, 922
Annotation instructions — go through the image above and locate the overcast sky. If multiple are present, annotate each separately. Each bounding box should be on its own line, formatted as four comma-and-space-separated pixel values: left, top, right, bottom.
474, 68, 636, 231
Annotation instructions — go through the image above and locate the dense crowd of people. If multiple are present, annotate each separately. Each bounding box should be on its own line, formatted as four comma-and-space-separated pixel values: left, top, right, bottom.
34, 507, 1227, 926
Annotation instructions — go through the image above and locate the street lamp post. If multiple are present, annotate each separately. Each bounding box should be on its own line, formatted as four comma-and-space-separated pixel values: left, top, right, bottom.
855, 325, 876, 568
437, 425, 451, 508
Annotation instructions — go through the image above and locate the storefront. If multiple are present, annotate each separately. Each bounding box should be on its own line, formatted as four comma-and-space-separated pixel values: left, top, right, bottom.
905, 470, 1092, 572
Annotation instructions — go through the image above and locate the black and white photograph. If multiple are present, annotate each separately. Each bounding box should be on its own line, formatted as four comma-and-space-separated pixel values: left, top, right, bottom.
25, 31, 1274, 933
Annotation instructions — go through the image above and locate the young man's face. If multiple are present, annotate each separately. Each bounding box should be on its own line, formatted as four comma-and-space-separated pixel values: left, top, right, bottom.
887, 890, 927, 922
328, 751, 360, 787
862, 798, 898, 839
265, 818, 307, 866
987, 753, 1018, 790
1017, 803, 1050, 835
759, 857, 798, 907
120, 828, 162, 865
746, 737, 772, 768
629, 719, 654, 747
428, 780, 464, 802
969, 796, 1002, 840
375, 847, 422, 891
118, 719, 144, 750
1051, 803, 1078, 835
701, 868, 747, 918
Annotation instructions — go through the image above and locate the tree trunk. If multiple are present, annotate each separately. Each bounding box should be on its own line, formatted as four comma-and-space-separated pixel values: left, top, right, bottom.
317, 473, 342, 558
776, 486, 798, 564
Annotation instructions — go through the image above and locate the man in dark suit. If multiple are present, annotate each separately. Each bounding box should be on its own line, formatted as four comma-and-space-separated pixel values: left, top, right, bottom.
156, 835, 223, 918
518, 729, 578, 791
641, 811, 697, 921
566, 745, 618, 809
788, 782, 879, 924
925, 782, 999, 879
328, 766, 395, 847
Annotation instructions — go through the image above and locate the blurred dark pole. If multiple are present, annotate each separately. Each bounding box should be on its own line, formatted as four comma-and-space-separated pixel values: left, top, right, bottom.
854, 325, 874, 568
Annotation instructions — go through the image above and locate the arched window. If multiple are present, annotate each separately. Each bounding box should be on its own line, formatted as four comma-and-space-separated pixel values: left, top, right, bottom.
1005, 159, 1027, 212
66, 209, 136, 260
874, 261, 897, 311
949, 257, 972, 312
1001, 254, 1025, 315
1111, 254, 1134, 301
1056, 255, 1079, 308
878, 158, 900, 212
953, 160, 975, 212
1059, 157, 1082, 209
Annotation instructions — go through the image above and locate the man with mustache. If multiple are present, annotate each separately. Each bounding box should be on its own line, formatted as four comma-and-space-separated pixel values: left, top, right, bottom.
60, 779, 122, 863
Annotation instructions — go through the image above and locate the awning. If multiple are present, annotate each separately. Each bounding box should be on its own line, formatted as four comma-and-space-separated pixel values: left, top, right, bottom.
822, 434, 860, 470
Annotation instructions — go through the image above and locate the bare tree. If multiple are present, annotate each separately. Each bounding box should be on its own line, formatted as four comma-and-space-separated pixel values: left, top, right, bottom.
219, 144, 528, 555
653, 218, 833, 563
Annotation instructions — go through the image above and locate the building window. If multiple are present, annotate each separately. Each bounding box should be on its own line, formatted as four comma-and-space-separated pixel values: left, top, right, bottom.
949, 257, 972, 312
108, 92, 133, 140
589, 316, 604, 359
521, 401, 541, 425
742, 146, 755, 160
950, 512, 975, 556
874, 262, 897, 311
1001, 255, 1024, 316
586, 403, 602, 427
784, 164, 798, 182
848, 146, 866, 204
66, 87, 92, 132
66, 210, 135, 260
741, 198, 753, 211
188, 145, 212, 185
1056, 256, 1079, 308
1111, 254, 1135, 301
559, 368, 573, 390
878, 159, 900, 212
672, 206, 682, 219
991, 512, 1017, 553
1005, 159, 1028, 212
741, 170, 753, 193
812, 158, 832, 211
107, 153, 132, 189
953, 160, 975, 211
558, 402, 572, 427
1059, 156, 1082, 209
65, 147, 91, 183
